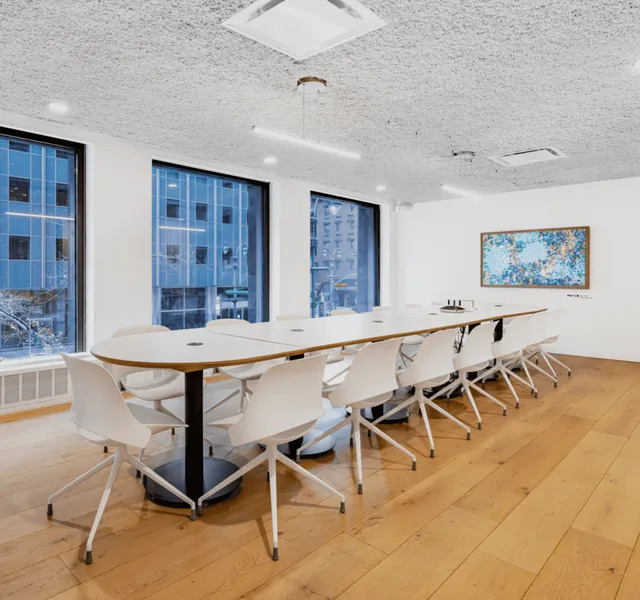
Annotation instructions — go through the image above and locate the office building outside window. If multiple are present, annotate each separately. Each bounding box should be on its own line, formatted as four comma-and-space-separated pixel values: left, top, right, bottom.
0, 128, 84, 360
310, 193, 379, 317
152, 162, 268, 329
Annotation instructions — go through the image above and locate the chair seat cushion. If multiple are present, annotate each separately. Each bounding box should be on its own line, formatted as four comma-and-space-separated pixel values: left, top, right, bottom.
220, 359, 285, 381
127, 402, 186, 430
206, 413, 242, 430
402, 335, 424, 346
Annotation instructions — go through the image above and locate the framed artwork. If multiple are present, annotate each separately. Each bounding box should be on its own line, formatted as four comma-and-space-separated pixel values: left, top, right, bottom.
481, 226, 590, 289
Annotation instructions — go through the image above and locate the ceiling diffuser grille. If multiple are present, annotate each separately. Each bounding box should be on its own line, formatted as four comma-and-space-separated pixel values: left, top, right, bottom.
489, 147, 567, 167
222, 0, 386, 61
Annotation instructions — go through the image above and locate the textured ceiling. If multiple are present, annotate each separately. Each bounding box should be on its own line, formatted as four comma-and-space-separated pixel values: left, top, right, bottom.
0, 0, 639, 203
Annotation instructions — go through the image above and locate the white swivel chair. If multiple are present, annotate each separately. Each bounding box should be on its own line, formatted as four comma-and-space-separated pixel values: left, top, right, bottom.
372, 329, 471, 457
296, 338, 417, 494
470, 315, 538, 407
538, 309, 571, 377
198, 354, 345, 561
520, 311, 559, 386
107, 325, 187, 466
48, 355, 196, 565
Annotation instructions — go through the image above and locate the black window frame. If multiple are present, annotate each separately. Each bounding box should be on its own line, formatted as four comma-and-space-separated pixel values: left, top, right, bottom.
195, 202, 208, 221
0, 126, 86, 353
9, 176, 30, 203
153, 160, 270, 324
195, 246, 207, 265
166, 198, 180, 219
55, 182, 69, 207
9, 235, 30, 260
310, 190, 380, 311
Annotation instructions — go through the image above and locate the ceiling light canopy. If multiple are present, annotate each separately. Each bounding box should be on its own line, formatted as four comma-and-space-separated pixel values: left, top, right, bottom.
264, 156, 278, 165
441, 184, 482, 200
47, 101, 69, 115
222, 0, 386, 61
252, 126, 361, 159
375, 185, 386, 192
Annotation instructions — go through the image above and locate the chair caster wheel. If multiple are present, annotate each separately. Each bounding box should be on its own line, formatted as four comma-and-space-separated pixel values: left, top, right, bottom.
466, 432, 471, 440
430, 448, 435, 459
357, 483, 363, 495
171, 428, 176, 436
516, 403, 520, 409
367, 430, 372, 438
266, 471, 270, 482
554, 381, 558, 388
196, 505, 203, 517
477, 422, 482, 430
534, 392, 538, 398
349, 438, 353, 447
189, 509, 197, 521
503, 409, 507, 416
136, 470, 141, 479
272, 547, 279, 561
47, 503, 53, 517
340, 501, 346, 514
568, 372, 572, 377
208, 446, 213, 457
103, 446, 108, 453
85, 550, 93, 565
295, 455, 300, 464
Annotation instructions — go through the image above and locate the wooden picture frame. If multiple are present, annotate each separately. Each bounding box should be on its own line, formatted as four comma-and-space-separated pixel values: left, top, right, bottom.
480, 226, 590, 289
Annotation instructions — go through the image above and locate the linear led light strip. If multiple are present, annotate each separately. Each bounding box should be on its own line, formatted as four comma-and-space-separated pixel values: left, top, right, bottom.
252, 126, 361, 160
6, 212, 74, 221
440, 184, 482, 200
159, 225, 205, 232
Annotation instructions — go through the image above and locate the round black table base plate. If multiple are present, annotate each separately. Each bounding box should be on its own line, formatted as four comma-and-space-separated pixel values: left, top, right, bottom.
144, 457, 241, 508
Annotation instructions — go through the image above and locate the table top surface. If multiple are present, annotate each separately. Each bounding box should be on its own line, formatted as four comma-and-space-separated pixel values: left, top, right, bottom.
91, 303, 545, 372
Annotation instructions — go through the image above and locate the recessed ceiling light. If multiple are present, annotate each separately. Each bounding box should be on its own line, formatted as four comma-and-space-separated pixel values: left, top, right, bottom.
441, 184, 482, 200
47, 101, 69, 115
253, 126, 360, 159
264, 156, 278, 165
376, 185, 386, 192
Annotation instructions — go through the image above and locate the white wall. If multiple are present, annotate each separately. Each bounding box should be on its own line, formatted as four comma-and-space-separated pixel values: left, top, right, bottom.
397, 177, 640, 362
0, 109, 394, 348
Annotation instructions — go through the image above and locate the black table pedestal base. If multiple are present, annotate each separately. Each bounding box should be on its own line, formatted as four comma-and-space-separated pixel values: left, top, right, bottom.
144, 457, 241, 508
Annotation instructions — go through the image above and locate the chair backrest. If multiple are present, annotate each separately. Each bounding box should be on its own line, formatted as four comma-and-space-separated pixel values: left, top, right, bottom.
328, 338, 402, 407
527, 311, 549, 345
62, 354, 151, 449
206, 318, 250, 328
493, 315, 532, 357
110, 325, 170, 383
276, 313, 308, 321
544, 309, 564, 339
399, 329, 457, 387
228, 354, 328, 446
331, 308, 356, 316
455, 321, 497, 370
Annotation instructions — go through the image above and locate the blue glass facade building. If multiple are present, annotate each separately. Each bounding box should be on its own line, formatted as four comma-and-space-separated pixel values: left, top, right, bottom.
310, 193, 379, 317
152, 163, 268, 329
0, 131, 80, 361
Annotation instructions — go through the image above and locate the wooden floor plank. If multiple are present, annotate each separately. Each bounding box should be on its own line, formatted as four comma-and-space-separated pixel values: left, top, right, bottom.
616, 533, 640, 600
573, 423, 640, 548
243, 534, 386, 600
522, 529, 631, 600
0, 556, 78, 600
479, 430, 625, 574
428, 551, 535, 600
593, 385, 640, 438
338, 506, 497, 600
455, 414, 594, 522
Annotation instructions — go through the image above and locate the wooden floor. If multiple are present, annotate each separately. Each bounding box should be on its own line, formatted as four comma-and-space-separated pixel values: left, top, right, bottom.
2, 355, 640, 600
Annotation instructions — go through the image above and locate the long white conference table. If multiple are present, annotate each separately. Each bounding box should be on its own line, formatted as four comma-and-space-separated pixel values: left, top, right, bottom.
92, 303, 545, 508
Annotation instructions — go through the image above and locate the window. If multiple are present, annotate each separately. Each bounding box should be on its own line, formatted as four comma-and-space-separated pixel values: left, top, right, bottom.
195, 246, 207, 265
310, 193, 379, 317
9, 177, 29, 203
196, 203, 207, 221
166, 199, 179, 219
152, 162, 269, 326
56, 238, 68, 261
166, 244, 180, 264
0, 128, 85, 360
9, 236, 30, 260
56, 183, 69, 207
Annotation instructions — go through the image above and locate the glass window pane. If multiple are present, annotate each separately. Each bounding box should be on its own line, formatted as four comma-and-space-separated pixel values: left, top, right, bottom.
1, 131, 80, 360
310, 194, 379, 317
152, 164, 268, 329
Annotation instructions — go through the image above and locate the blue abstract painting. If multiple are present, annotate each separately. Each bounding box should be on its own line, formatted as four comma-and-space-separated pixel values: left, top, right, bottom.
481, 227, 589, 288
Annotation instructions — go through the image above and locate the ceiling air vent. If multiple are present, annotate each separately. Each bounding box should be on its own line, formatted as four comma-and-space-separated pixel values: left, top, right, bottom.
222, 0, 387, 61
489, 147, 567, 168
